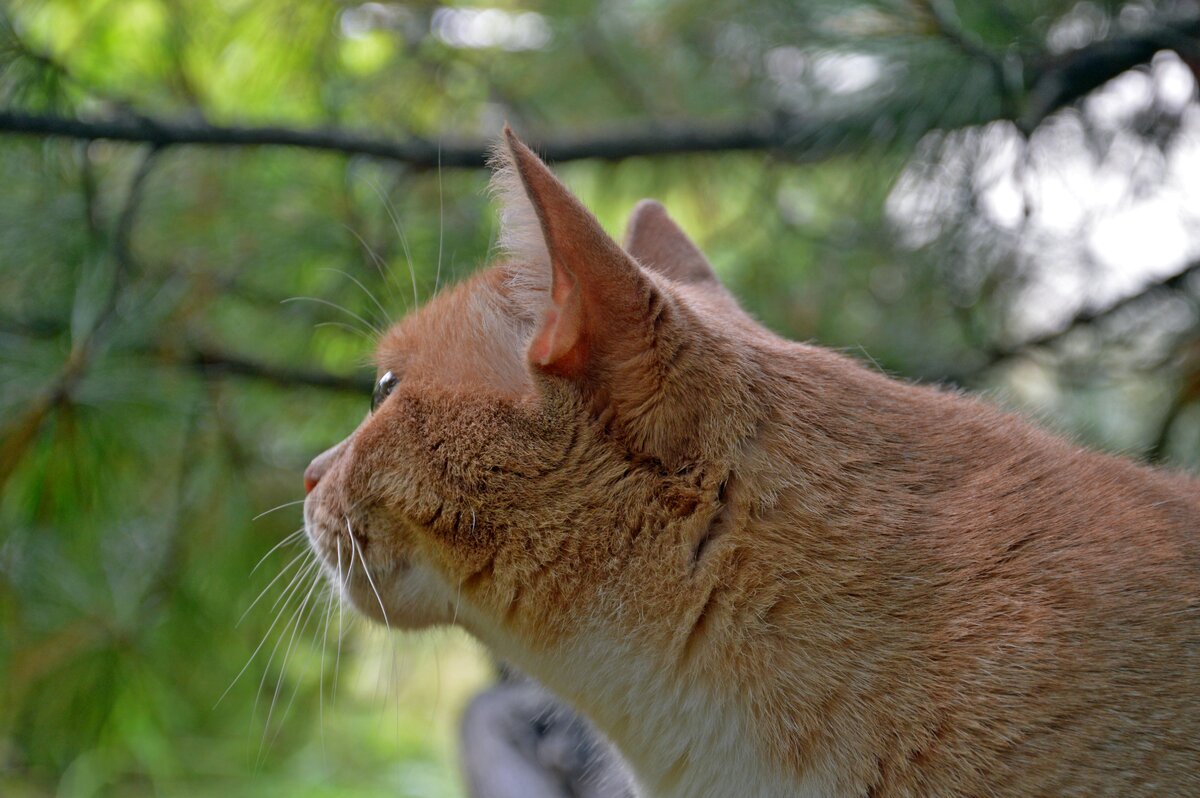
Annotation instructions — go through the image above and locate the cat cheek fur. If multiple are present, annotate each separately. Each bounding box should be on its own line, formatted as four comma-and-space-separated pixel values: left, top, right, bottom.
300, 413, 451, 630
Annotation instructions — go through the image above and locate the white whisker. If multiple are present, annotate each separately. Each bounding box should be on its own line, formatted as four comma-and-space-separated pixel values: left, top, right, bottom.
261, 574, 327, 760
252, 499, 307, 523
238, 547, 310, 627
252, 499, 306, 522
319, 267, 392, 329
343, 529, 357, 591
333, 536, 347, 708
256, 567, 323, 762
313, 320, 379, 347
368, 180, 420, 309
451, 510, 473, 626
347, 517, 390, 632
249, 527, 305, 575
435, 145, 444, 294
281, 296, 383, 337
452, 579, 463, 626
268, 555, 319, 615
318, 586, 334, 752
342, 223, 405, 313
215, 553, 317, 709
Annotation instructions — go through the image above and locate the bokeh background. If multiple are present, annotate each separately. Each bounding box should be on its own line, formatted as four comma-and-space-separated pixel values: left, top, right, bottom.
1, 1, 1198, 796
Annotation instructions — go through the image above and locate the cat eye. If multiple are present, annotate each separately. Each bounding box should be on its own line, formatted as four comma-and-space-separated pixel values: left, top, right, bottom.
371, 370, 398, 412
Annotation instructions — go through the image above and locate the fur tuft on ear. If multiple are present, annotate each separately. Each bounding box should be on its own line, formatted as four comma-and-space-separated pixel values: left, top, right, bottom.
488, 134, 551, 284
490, 126, 658, 378
485, 127, 752, 466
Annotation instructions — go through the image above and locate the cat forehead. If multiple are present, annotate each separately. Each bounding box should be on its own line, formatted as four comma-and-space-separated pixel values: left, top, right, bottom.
374, 264, 534, 394
375, 270, 487, 365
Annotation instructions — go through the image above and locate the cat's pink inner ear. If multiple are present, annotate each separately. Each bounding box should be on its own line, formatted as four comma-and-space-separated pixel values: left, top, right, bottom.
528, 270, 587, 375
624, 199, 719, 286
502, 127, 651, 378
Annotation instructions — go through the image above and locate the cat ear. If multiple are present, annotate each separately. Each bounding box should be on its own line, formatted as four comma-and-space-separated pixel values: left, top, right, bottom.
495, 127, 662, 378
624, 200, 720, 287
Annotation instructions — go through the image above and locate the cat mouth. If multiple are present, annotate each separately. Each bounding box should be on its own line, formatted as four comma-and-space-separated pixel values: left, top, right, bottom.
305, 507, 412, 583
303, 499, 372, 572
303, 520, 397, 621
305, 515, 381, 573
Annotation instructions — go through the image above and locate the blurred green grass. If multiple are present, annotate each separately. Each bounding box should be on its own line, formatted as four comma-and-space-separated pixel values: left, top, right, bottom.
2, 627, 490, 798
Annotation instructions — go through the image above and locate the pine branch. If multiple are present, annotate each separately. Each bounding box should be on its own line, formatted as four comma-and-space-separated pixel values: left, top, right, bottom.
186, 347, 372, 393
0, 15, 1195, 164
980, 258, 1200, 371
1020, 16, 1200, 131
0, 314, 372, 394
0, 111, 790, 166
0, 148, 161, 492
916, 0, 1014, 109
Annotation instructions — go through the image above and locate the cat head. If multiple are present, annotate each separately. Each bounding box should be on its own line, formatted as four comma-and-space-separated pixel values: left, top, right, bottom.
302, 129, 769, 648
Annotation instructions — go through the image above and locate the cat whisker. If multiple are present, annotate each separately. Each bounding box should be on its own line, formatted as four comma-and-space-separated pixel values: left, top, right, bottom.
255, 558, 321, 674
346, 517, 391, 633
319, 267, 392, 329
252, 499, 307, 522
249, 526, 305, 575
343, 527, 357, 592
333, 536, 346, 709
268, 553, 320, 615
450, 511, 473, 626
281, 296, 383, 338
238, 547, 311, 627
314, 320, 379, 347
263, 579, 329, 761
256, 565, 324, 763
368, 179, 420, 309
452, 579, 463, 627
342, 223, 408, 314
255, 558, 321, 668
435, 146, 444, 295
215, 552, 318, 709
318, 584, 334, 751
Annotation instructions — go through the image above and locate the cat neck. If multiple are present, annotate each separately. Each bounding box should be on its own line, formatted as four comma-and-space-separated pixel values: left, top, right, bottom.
463, 612, 830, 798
446, 345, 921, 797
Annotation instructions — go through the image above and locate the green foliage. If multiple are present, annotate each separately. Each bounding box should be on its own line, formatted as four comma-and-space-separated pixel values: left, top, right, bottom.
1, 0, 1198, 795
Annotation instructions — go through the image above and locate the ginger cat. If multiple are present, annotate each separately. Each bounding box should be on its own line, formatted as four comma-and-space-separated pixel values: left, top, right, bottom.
302, 128, 1200, 797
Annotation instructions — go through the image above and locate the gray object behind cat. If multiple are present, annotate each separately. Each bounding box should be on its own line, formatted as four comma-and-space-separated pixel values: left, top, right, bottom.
460, 674, 635, 798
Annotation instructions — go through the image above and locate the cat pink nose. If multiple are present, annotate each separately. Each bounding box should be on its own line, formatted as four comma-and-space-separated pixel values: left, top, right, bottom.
303, 462, 322, 494
304, 444, 340, 494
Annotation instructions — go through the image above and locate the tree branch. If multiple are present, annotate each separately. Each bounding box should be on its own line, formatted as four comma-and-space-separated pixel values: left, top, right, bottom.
0, 110, 790, 166
1148, 387, 1191, 464
1, 15, 1195, 164
917, 0, 1014, 110
1020, 15, 1200, 131
0, 148, 161, 492
979, 258, 1200, 371
186, 347, 373, 393
0, 313, 373, 394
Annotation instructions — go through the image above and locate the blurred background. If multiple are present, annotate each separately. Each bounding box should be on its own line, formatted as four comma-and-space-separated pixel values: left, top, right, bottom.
1, 0, 1198, 795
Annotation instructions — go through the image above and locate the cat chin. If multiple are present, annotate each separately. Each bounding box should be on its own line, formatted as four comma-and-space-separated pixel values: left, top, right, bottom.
321, 556, 458, 632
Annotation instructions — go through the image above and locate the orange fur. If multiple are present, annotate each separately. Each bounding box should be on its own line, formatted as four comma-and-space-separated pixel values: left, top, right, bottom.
303, 129, 1200, 797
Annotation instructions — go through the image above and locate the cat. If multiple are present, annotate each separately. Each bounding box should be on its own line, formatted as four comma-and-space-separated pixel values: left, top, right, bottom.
302, 127, 1200, 797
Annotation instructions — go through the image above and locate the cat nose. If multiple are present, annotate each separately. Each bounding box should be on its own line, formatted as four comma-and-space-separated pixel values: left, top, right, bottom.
303, 464, 321, 494
304, 444, 341, 494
